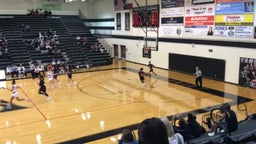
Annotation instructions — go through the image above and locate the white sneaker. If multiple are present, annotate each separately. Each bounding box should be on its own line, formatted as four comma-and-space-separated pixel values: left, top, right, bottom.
47, 96, 51, 101
25, 97, 30, 102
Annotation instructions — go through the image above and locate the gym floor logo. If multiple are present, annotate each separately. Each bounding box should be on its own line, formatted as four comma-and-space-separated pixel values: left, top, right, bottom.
0, 100, 27, 112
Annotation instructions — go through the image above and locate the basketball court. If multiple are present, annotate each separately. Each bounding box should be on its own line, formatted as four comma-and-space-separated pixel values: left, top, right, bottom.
0, 60, 255, 144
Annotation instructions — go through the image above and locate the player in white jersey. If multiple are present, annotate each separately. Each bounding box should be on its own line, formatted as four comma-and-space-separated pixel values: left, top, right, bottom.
47, 70, 55, 88
9, 80, 29, 109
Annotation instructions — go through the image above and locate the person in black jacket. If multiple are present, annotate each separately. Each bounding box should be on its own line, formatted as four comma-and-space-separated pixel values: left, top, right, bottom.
38, 76, 51, 101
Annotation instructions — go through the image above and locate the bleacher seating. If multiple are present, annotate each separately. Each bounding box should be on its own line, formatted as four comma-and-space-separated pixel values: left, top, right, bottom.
0, 15, 112, 70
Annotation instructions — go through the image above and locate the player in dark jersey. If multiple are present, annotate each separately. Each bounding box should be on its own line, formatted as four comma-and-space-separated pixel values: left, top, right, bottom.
138, 68, 147, 87
148, 61, 157, 76
38, 76, 51, 101
66, 65, 75, 86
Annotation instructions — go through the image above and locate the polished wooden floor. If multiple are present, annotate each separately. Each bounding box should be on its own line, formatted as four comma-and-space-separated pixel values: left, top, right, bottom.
0, 60, 256, 144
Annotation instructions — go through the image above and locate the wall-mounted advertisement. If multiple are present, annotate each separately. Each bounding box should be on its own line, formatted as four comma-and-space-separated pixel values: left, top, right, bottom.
160, 17, 184, 36
239, 57, 256, 88
215, 1, 254, 14
160, 7, 184, 37
161, 7, 184, 17
185, 0, 214, 6
215, 14, 253, 26
215, 26, 253, 37
184, 5, 215, 36
215, 14, 253, 37
161, 0, 184, 8
185, 5, 215, 16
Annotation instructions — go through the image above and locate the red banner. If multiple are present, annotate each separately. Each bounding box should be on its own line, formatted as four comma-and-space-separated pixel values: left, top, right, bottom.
185, 16, 214, 26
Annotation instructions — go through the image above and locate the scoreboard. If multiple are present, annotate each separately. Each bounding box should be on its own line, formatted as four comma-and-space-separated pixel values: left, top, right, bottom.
132, 5, 159, 27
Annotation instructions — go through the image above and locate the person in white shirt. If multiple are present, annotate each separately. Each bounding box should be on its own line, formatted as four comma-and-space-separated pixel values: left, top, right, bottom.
193, 66, 202, 88
9, 80, 29, 109
6, 65, 12, 79
47, 70, 55, 88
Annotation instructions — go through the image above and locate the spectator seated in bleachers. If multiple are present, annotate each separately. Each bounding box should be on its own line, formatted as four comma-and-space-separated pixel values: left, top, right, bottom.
187, 113, 205, 139
202, 116, 214, 132
3, 47, 11, 58
212, 103, 238, 135
27, 9, 45, 16
118, 129, 138, 144
161, 117, 185, 144
174, 117, 191, 142
82, 36, 88, 46
138, 117, 169, 144
99, 45, 105, 53
24, 24, 30, 32
24, 39, 33, 48
44, 10, 52, 17
76, 34, 81, 45
20, 23, 25, 32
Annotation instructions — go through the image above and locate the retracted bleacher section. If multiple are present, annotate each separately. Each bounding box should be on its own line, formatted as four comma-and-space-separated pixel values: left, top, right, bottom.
60, 16, 112, 66
0, 15, 112, 70
0, 17, 29, 69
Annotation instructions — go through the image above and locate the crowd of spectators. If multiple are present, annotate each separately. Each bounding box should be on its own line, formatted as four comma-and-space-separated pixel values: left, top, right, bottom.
24, 29, 59, 57
6, 64, 26, 79
5, 58, 68, 80
27, 9, 52, 17
117, 103, 239, 144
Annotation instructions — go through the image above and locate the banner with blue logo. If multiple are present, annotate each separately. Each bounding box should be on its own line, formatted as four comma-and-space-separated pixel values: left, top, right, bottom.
214, 26, 253, 38
216, 2, 244, 14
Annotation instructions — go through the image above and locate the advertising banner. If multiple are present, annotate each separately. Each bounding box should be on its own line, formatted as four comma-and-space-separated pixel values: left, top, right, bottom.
216, 0, 250, 3
161, 7, 184, 17
215, 14, 254, 26
160, 17, 183, 36
214, 26, 253, 37
185, 5, 215, 16
185, 16, 214, 26
216, 2, 254, 14
160, 26, 183, 36
184, 25, 214, 36
185, 0, 214, 6
162, 17, 184, 25
161, 0, 184, 8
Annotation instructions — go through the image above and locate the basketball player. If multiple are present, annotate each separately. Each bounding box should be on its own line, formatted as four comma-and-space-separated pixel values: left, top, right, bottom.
9, 80, 29, 109
66, 65, 75, 86
148, 61, 157, 76
47, 69, 55, 88
38, 76, 51, 101
138, 68, 147, 87
53, 66, 60, 84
